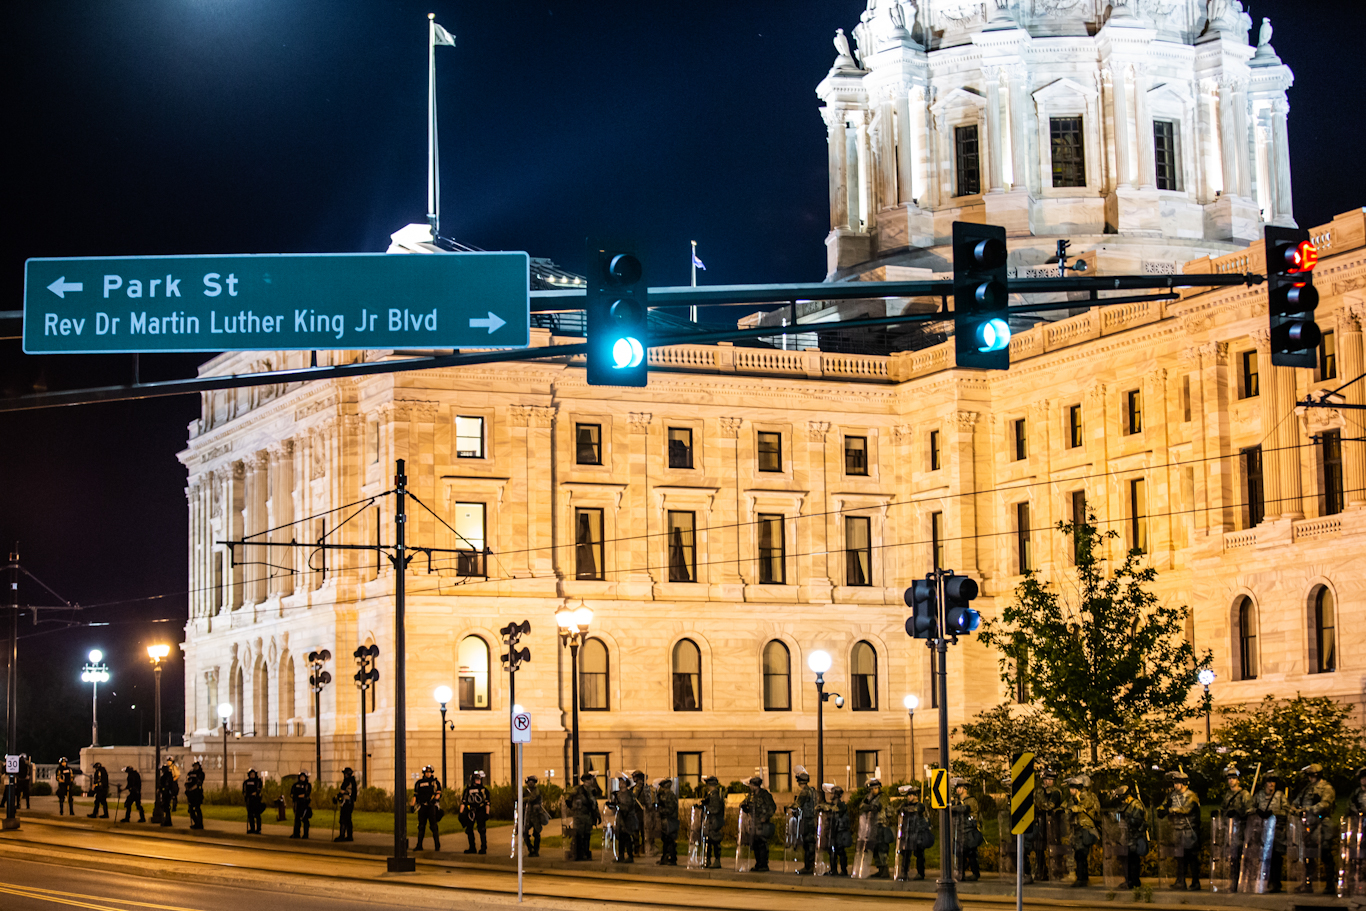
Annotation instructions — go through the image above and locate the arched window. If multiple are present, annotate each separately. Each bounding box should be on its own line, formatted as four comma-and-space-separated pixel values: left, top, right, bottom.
672, 639, 701, 711
231, 663, 245, 726
1312, 587, 1337, 674
580, 638, 609, 711
458, 635, 490, 710
851, 641, 878, 711
253, 660, 271, 734
1236, 597, 1259, 681
279, 653, 296, 725
762, 641, 791, 711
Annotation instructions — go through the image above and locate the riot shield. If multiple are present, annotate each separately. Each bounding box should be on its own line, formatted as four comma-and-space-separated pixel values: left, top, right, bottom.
561, 801, 575, 861
510, 801, 519, 859
783, 807, 800, 873
997, 809, 1017, 878
1341, 814, 1366, 898
1155, 816, 1177, 886
641, 794, 660, 858
895, 810, 914, 881
1045, 807, 1069, 881
1288, 811, 1311, 890
1238, 813, 1275, 894
686, 805, 705, 870
1208, 813, 1242, 892
601, 802, 619, 866
735, 808, 753, 873
850, 812, 874, 879
814, 806, 832, 876
1101, 812, 1125, 889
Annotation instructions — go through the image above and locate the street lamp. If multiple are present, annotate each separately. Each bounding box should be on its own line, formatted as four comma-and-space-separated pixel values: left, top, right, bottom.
555, 603, 594, 783
307, 649, 332, 782
147, 644, 170, 820
434, 685, 454, 786
903, 694, 920, 781
81, 650, 111, 747
1198, 668, 1216, 743
807, 650, 842, 794
217, 703, 233, 791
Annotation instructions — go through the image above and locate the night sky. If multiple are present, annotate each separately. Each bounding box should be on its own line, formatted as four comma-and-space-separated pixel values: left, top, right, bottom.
3, 1, 1363, 763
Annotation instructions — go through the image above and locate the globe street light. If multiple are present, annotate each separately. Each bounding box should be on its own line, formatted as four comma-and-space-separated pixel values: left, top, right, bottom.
81, 649, 111, 747
434, 685, 454, 786
555, 604, 594, 783
903, 694, 920, 782
1197, 668, 1216, 743
147, 644, 170, 822
808, 650, 842, 795
217, 702, 233, 791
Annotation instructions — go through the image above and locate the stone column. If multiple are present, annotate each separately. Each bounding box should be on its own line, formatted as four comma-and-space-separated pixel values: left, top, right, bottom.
247, 451, 270, 604
807, 421, 834, 589
1270, 98, 1294, 224
949, 412, 979, 575
528, 406, 556, 577
627, 413, 654, 583
507, 407, 533, 577
826, 113, 850, 229
718, 418, 744, 588
1340, 302, 1366, 506
855, 112, 873, 231
984, 66, 1005, 193
228, 461, 246, 609
1248, 331, 1282, 522
269, 441, 296, 599
1273, 360, 1304, 520
1134, 71, 1155, 189
1232, 81, 1251, 199
896, 92, 915, 205
187, 480, 201, 620
1007, 66, 1030, 194
877, 98, 898, 211
1111, 65, 1133, 189
926, 101, 943, 209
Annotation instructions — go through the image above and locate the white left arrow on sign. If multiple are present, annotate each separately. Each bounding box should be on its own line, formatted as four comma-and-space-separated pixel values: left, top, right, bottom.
469, 312, 506, 334
47, 277, 84, 299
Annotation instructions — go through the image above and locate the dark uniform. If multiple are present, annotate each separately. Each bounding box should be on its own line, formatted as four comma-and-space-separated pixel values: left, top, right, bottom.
413, 766, 441, 851
701, 776, 726, 869
1032, 771, 1063, 881
570, 772, 602, 861
17, 755, 32, 809
1254, 771, 1289, 893
87, 763, 110, 818
1292, 764, 1337, 894
739, 775, 777, 872
335, 768, 356, 842
121, 767, 145, 822
631, 771, 653, 855
156, 762, 175, 826
243, 769, 264, 833
55, 759, 75, 815
951, 781, 982, 881
461, 771, 490, 854
1220, 768, 1254, 888
1112, 786, 1146, 889
610, 775, 640, 862
184, 762, 205, 829
1066, 777, 1100, 887
790, 772, 819, 874
863, 779, 894, 879
827, 786, 852, 876
897, 790, 931, 880
1157, 772, 1201, 890
522, 775, 545, 857
290, 772, 313, 839
655, 779, 680, 865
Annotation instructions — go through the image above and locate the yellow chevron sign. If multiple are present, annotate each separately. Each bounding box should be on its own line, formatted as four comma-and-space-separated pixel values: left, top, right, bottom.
930, 768, 949, 809
1010, 751, 1036, 835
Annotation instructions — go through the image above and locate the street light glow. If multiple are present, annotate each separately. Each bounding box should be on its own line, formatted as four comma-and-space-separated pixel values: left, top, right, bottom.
572, 605, 594, 629
218, 702, 234, 721
434, 685, 453, 705
147, 644, 170, 660
807, 650, 832, 674
1198, 668, 1216, 686
88, 649, 103, 663
903, 694, 919, 711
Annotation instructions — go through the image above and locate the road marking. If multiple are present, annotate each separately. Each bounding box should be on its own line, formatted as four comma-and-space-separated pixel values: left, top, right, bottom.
0, 881, 204, 911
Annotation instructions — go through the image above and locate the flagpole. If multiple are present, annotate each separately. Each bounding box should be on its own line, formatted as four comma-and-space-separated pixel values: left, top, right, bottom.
690, 240, 698, 322
427, 13, 438, 233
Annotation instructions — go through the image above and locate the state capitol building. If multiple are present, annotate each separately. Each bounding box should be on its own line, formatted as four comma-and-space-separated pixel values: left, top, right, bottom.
177, 0, 1364, 794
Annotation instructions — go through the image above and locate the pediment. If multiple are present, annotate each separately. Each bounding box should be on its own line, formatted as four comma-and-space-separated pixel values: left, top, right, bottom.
1147, 81, 1192, 105
929, 86, 986, 115
1031, 77, 1098, 103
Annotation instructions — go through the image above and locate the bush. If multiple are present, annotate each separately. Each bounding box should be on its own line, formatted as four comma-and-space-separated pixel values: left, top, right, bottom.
32, 781, 52, 796
357, 786, 391, 813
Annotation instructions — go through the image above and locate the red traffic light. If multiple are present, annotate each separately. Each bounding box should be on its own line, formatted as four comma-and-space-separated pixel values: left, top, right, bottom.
1284, 240, 1318, 274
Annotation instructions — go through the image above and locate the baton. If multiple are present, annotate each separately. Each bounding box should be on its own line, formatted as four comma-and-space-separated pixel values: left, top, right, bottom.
1249, 762, 1262, 796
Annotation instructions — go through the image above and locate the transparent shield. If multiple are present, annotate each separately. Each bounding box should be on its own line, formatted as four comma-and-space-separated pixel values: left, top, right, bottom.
601, 802, 619, 866
895, 809, 914, 881
1155, 816, 1179, 886
686, 804, 705, 870
1288, 812, 1311, 889
561, 801, 575, 861
1341, 814, 1366, 898
642, 800, 660, 857
1046, 808, 1069, 882
998, 809, 1017, 877
1238, 813, 1275, 894
850, 812, 874, 879
735, 808, 753, 873
815, 806, 832, 876
783, 807, 800, 872
1209, 814, 1243, 893
1101, 813, 1125, 889
510, 802, 519, 859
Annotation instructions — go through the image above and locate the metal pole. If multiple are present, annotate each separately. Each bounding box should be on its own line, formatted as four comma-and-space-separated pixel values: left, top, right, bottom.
1016, 833, 1024, 911
360, 676, 368, 790
516, 741, 524, 903
154, 661, 162, 814
222, 721, 229, 791
933, 570, 961, 911
1204, 685, 1212, 743
388, 459, 415, 872
92, 678, 99, 747
315, 684, 322, 784
4, 548, 18, 828
816, 676, 824, 794
909, 711, 915, 783
439, 705, 447, 787
569, 639, 580, 783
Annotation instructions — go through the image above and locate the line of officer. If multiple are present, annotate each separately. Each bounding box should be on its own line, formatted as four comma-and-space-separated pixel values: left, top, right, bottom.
335, 767, 356, 842
569, 771, 601, 861
738, 775, 777, 873
461, 770, 490, 854
950, 778, 982, 882
1219, 764, 1253, 887
55, 758, 75, 815
630, 771, 653, 856
1065, 776, 1099, 888
121, 766, 145, 822
826, 785, 852, 876
184, 761, 205, 829
699, 775, 725, 869
1157, 770, 1201, 890
413, 765, 441, 851
1110, 785, 1146, 889
895, 786, 931, 881
86, 762, 109, 819
1293, 763, 1337, 893
522, 775, 545, 857
16, 754, 32, 809
1031, 766, 1063, 882
1253, 769, 1289, 893
654, 778, 679, 866
155, 759, 176, 827
242, 769, 264, 834
789, 769, 819, 875
861, 778, 894, 879
289, 770, 312, 839
609, 772, 640, 862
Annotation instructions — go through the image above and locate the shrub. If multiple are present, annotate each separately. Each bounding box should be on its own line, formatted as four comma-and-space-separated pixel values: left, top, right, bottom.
32, 781, 52, 796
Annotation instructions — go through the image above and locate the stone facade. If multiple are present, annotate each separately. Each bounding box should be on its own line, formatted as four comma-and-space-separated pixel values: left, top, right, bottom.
179, 207, 1366, 791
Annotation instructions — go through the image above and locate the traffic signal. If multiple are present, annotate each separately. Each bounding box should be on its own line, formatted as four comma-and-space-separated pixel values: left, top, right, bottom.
943, 573, 981, 636
904, 578, 938, 640
500, 619, 531, 671
1264, 226, 1320, 367
586, 241, 648, 386
952, 222, 1011, 370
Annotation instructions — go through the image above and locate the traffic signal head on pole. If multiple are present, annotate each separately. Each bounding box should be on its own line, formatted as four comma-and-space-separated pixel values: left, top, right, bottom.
943, 573, 981, 636
904, 578, 938, 640
586, 241, 648, 386
953, 222, 1011, 370
1264, 225, 1320, 368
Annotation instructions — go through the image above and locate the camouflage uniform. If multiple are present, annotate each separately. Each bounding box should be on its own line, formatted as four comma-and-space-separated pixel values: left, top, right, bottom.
1066, 778, 1100, 887
1254, 773, 1290, 894
1292, 765, 1337, 893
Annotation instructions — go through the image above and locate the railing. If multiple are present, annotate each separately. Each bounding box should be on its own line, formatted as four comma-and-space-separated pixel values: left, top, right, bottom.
1224, 529, 1258, 550
1294, 515, 1343, 541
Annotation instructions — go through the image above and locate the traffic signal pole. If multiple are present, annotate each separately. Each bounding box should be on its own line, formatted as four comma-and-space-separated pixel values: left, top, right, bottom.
932, 568, 959, 911
388, 460, 414, 873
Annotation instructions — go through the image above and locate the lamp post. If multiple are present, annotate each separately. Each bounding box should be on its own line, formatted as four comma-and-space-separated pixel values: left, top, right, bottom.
434, 686, 453, 786
217, 703, 233, 791
903, 694, 919, 781
1198, 668, 1216, 743
307, 650, 332, 782
81, 650, 111, 747
807, 651, 842, 792
555, 604, 593, 783
147, 644, 170, 818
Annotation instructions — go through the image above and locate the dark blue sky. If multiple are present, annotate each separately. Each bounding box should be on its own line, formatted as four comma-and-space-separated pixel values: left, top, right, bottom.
2, 0, 1363, 760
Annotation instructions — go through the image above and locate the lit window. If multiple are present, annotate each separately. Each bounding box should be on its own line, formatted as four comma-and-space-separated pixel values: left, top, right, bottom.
929, 430, 941, 471
455, 416, 484, 459
1322, 431, 1344, 517
667, 511, 696, 583
580, 638, 609, 710
1241, 350, 1259, 399
1236, 597, 1259, 681
575, 423, 602, 465
1242, 447, 1264, 528
845, 516, 872, 586
1313, 588, 1337, 674
453, 502, 485, 576
1016, 501, 1032, 573
851, 642, 878, 711
574, 508, 604, 580
762, 641, 791, 711
458, 636, 490, 710
672, 640, 702, 711
1129, 479, 1147, 554
668, 427, 693, 469
1050, 116, 1086, 188
1013, 419, 1027, 461
1068, 405, 1083, 449
844, 436, 869, 475
757, 432, 782, 472
757, 514, 785, 585
1126, 390, 1143, 435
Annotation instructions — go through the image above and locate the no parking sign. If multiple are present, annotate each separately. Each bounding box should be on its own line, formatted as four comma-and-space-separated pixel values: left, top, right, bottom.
511, 712, 531, 743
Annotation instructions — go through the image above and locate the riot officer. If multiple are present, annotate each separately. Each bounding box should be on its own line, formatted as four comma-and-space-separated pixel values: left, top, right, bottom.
185, 761, 205, 829
413, 765, 442, 851
289, 770, 313, 839
1157, 770, 1200, 890
522, 775, 545, 857
121, 766, 145, 822
1111, 785, 1146, 889
827, 785, 851, 876
461, 770, 490, 854
1032, 766, 1063, 882
1292, 763, 1337, 893
1220, 764, 1253, 887
1254, 770, 1289, 893
242, 769, 264, 834
631, 771, 653, 855
654, 778, 680, 866
17, 754, 32, 809
155, 760, 176, 826
789, 768, 819, 874
570, 771, 601, 861
701, 775, 726, 869
55, 758, 75, 815
1348, 766, 1366, 815
1066, 776, 1100, 887
609, 773, 640, 862
896, 786, 931, 880
739, 775, 777, 873
87, 762, 110, 819
861, 779, 894, 879
951, 779, 982, 882
335, 767, 356, 842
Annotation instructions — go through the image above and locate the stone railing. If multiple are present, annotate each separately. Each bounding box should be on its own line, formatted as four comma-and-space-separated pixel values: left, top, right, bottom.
1293, 515, 1342, 541
1223, 529, 1258, 550
637, 343, 892, 382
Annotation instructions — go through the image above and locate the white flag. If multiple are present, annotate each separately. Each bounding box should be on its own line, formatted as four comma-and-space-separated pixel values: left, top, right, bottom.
432, 22, 456, 47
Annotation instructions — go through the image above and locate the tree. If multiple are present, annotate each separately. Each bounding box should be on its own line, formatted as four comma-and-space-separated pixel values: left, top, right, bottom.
978, 513, 1212, 767
951, 703, 1086, 786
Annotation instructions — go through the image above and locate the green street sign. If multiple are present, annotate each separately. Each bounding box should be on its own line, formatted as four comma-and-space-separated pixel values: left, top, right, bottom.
23, 252, 530, 354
